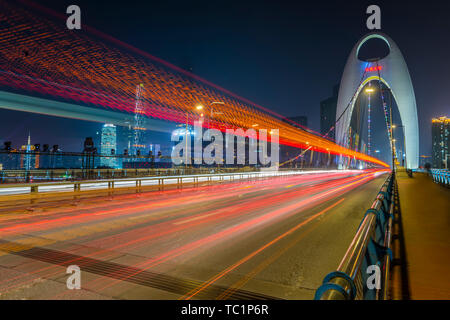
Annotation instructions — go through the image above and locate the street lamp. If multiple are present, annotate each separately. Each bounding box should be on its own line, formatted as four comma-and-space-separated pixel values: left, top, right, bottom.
365, 85, 374, 156
208, 102, 224, 129
392, 124, 406, 168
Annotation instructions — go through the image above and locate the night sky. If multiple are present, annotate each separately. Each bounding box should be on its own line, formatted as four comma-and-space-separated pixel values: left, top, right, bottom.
1, 0, 449, 158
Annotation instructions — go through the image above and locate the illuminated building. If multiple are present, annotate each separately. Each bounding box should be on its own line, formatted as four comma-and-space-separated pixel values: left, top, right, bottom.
132, 84, 147, 157
100, 124, 118, 168
432, 116, 449, 169
20, 133, 38, 170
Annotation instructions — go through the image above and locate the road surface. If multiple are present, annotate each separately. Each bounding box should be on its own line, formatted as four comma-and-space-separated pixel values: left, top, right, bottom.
0, 169, 388, 299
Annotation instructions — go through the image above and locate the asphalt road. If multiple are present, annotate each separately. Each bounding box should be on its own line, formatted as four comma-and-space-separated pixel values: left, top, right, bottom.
0, 170, 388, 300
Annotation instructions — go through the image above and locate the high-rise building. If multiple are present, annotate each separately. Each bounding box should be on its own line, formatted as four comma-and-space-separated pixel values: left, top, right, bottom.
320, 84, 339, 140
132, 84, 147, 157
20, 133, 37, 170
432, 116, 449, 169
100, 124, 118, 168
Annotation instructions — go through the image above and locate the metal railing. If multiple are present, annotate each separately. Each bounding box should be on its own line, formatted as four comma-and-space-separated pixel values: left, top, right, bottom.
0, 166, 257, 184
315, 172, 395, 300
430, 169, 450, 187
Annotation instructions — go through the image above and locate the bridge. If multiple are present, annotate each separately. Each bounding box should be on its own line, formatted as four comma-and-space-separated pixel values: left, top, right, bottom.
0, 0, 448, 301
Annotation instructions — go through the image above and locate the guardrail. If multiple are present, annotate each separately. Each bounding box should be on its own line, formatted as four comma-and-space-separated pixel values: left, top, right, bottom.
430, 169, 450, 187
0, 167, 256, 184
315, 172, 395, 300
0, 166, 339, 184
0, 170, 354, 197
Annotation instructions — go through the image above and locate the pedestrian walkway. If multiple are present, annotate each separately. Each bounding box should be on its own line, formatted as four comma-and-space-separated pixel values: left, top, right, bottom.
393, 169, 450, 299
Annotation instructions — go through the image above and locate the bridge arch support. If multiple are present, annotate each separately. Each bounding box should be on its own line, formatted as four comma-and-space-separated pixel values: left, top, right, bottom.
335, 32, 419, 169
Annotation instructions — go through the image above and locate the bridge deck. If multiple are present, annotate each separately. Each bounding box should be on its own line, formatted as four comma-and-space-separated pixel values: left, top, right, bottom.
394, 170, 450, 299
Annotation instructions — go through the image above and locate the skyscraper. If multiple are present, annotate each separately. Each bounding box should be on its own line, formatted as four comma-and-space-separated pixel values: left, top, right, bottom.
132, 84, 147, 157
100, 124, 118, 168
320, 84, 339, 140
20, 133, 37, 170
432, 116, 449, 169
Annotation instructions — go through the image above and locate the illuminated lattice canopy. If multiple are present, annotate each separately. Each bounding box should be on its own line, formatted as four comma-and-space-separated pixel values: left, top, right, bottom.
0, 1, 388, 167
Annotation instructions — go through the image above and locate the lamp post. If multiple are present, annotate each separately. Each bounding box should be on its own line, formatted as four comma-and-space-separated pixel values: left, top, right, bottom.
206, 102, 225, 171
208, 102, 225, 129
392, 124, 406, 168
388, 98, 396, 172
185, 112, 188, 170
364, 86, 375, 157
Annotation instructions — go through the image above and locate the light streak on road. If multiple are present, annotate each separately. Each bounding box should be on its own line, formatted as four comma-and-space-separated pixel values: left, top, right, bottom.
61, 170, 385, 295
182, 198, 346, 300
0, 169, 389, 299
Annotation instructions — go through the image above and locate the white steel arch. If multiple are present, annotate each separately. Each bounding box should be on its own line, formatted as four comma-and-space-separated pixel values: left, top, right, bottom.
336, 32, 419, 169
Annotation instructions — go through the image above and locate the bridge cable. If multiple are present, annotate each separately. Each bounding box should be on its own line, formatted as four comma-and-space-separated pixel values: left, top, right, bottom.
280, 62, 370, 168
